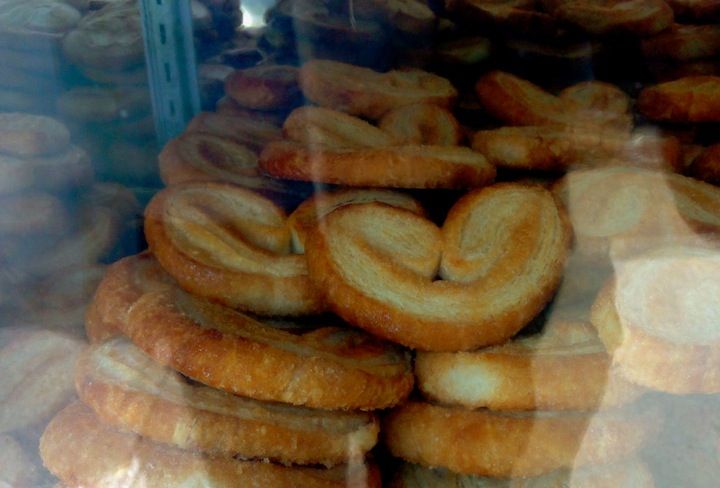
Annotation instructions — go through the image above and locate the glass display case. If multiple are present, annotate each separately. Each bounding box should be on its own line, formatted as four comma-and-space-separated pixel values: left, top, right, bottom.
0, 0, 719, 486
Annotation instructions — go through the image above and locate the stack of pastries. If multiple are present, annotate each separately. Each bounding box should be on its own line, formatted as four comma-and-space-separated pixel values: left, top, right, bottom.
31, 0, 720, 486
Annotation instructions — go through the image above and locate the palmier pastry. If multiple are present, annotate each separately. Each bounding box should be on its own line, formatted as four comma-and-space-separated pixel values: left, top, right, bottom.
85, 252, 175, 343
288, 189, 425, 253
475, 72, 630, 129
185, 111, 282, 152
305, 184, 571, 351
144, 182, 323, 315
215, 96, 288, 126
542, 0, 673, 36
158, 132, 288, 194
638, 76, 720, 122
641, 24, 720, 61
591, 245, 720, 393
558, 80, 631, 120
122, 286, 413, 409
378, 104, 463, 146
0, 113, 70, 157
77, 338, 380, 465
472, 126, 680, 172
415, 318, 643, 411
391, 460, 655, 488
62, 1, 144, 70
299, 59, 457, 120
689, 143, 720, 184
553, 167, 720, 260
259, 141, 495, 189
0, 327, 84, 433
384, 401, 659, 478
224, 65, 301, 111
283, 106, 397, 149
41, 402, 382, 488
0, 192, 67, 236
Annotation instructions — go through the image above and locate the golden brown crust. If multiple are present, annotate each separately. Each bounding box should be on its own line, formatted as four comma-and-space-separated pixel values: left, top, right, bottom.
76, 338, 380, 466
84, 253, 175, 343
471, 126, 680, 172
185, 111, 282, 152
415, 319, 643, 411
641, 24, 720, 61
378, 104, 463, 146
553, 167, 720, 260
144, 182, 324, 316
689, 143, 720, 185
158, 132, 288, 194
558, 81, 631, 118
305, 184, 571, 351
283, 106, 397, 149
0, 327, 84, 433
259, 140, 496, 189
590, 246, 720, 393
299, 59, 457, 120
384, 401, 659, 478
475, 72, 630, 129
638, 76, 720, 122
287, 189, 425, 253
224, 65, 300, 111
41, 402, 382, 488
122, 287, 413, 409
0, 113, 70, 157
543, 0, 673, 36
390, 460, 656, 488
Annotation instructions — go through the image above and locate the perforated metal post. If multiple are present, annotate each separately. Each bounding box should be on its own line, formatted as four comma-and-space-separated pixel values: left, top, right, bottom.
139, 0, 201, 145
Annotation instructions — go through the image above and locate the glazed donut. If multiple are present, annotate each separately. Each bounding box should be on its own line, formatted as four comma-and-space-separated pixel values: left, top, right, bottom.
390, 460, 656, 488
288, 189, 425, 253
122, 286, 413, 409
378, 104, 463, 146
185, 111, 282, 152
224, 64, 301, 111
77, 338, 380, 466
415, 318, 643, 411
542, 0, 673, 36
299, 59, 458, 120
259, 141, 495, 189
384, 401, 659, 478
283, 106, 397, 149
144, 182, 323, 315
305, 184, 571, 351
85, 253, 175, 343
0, 113, 70, 157
553, 167, 720, 260
41, 402, 382, 488
591, 245, 720, 394
0, 327, 84, 434
158, 132, 288, 194
689, 143, 720, 184
471, 126, 680, 172
475, 72, 630, 129
638, 76, 720, 122
641, 24, 720, 61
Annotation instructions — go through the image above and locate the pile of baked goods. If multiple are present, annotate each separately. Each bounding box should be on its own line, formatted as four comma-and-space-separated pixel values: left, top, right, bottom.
0, 0, 715, 486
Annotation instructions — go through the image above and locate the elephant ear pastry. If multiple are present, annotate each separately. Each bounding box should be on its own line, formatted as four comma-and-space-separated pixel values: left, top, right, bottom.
306, 183, 571, 351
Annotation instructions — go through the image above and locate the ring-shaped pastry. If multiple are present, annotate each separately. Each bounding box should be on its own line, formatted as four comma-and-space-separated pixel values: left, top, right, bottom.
542, 0, 673, 36
122, 286, 414, 409
76, 338, 380, 466
41, 402, 381, 488
305, 183, 571, 351
384, 401, 660, 478
378, 104, 463, 146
